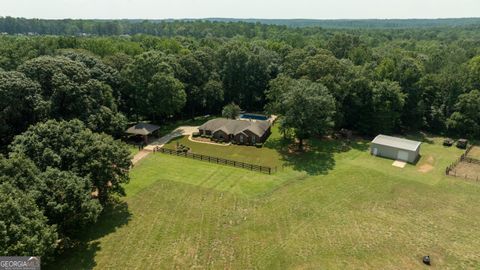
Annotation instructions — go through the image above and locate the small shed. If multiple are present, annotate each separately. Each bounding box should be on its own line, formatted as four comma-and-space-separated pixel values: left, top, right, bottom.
371, 135, 421, 163
125, 123, 160, 144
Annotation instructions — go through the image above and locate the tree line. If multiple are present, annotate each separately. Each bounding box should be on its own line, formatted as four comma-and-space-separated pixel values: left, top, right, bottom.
1, 19, 480, 259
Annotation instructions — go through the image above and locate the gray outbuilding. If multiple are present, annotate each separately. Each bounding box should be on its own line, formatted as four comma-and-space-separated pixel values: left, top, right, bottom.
371, 135, 421, 163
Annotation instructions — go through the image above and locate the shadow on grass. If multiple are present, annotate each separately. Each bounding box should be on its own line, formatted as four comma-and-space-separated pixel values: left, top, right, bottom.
45, 201, 131, 270
265, 137, 369, 175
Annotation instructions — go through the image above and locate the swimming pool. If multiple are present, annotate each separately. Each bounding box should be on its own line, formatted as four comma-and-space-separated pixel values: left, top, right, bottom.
240, 113, 269, 121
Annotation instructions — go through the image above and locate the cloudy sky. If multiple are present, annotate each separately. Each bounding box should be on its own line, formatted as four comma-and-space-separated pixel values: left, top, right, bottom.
1, 0, 479, 19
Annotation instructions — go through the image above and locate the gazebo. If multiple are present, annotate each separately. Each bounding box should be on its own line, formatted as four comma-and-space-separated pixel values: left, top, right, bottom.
125, 123, 160, 144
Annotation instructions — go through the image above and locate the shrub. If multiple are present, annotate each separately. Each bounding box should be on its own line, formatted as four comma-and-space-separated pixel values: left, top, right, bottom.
255, 143, 263, 148
192, 132, 200, 138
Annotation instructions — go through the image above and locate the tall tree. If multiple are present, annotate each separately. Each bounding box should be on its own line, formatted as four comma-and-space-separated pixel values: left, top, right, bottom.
219, 41, 276, 109
123, 51, 186, 121
18, 56, 126, 136
369, 80, 406, 134
281, 79, 336, 150
0, 182, 58, 257
447, 90, 480, 137
36, 168, 102, 236
145, 73, 186, 121
10, 119, 131, 205
0, 71, 46, 148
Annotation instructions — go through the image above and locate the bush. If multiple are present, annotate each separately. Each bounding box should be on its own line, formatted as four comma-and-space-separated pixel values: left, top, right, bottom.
192, 132, 200, 138
255, 143, 263, 148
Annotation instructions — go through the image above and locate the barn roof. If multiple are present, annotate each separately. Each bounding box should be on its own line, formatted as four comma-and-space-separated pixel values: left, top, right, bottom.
199, 118, 270, 137
371, 135, 421, 152
125, 123, 160, 136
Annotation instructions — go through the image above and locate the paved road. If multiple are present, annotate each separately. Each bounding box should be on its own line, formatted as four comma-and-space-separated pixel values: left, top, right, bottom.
131, 126, 198, 165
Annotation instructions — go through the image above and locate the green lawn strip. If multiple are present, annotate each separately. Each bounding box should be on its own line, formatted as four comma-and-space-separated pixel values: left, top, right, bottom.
126, 153, 294, 198
163, 136, 282, 168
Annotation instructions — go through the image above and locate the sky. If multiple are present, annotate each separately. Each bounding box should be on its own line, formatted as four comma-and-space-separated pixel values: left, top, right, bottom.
1, 0, 479, 20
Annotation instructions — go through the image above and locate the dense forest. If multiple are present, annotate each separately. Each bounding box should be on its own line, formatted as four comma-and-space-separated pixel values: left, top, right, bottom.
1, 18, 480, 260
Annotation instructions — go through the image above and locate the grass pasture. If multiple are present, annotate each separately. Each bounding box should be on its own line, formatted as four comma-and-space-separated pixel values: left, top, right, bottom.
49, 128, 480, 269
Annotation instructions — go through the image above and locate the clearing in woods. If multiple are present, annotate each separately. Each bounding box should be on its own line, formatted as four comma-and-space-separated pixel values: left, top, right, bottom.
48, 126, 480, 269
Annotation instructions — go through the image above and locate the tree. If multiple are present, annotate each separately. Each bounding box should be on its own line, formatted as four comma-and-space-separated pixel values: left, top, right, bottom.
58, 49, 121, 88
0, 71, 47, 148
18, 56, 90, 98
201, 79, 224, 114
467, 56, 480, 90
18, 56, 126, 137
297, 52, 358, 128
375, 54, 425, 130
10, 119, 131, 205
36, 168, 102, 236
265, 74, 295, 115
86, 106, 128, 138
1, 154, 101, 239
219, 41, 276, 110
145, 73, 186, 121
369, 81, 406, 134
123, 51, 187, 120
447, 90, 480, 137
222, 103, 241, 119
0, 182, 58, 257
281, 80, 336, 150
327, 33, 362, 60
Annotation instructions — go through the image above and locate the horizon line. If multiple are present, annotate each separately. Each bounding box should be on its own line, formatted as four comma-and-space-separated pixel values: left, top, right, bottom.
1, 16, 480, 21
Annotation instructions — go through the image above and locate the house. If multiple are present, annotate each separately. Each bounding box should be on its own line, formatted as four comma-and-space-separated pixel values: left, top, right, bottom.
198, 118, 271, 144
371, 135, 421, 163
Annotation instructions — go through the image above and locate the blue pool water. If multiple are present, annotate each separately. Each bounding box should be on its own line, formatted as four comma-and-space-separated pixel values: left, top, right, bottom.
240, 113, 269, 121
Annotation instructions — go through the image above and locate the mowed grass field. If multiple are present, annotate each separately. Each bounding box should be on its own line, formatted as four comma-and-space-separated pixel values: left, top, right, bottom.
49, 127, 480, 269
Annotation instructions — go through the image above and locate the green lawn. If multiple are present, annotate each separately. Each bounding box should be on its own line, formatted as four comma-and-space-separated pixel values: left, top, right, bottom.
48, 127, 480, 269
164, 135, 284, 168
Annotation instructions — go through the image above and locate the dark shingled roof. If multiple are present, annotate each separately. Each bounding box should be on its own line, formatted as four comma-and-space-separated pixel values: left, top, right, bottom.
125, 123, 160, 136
199, 118, 270, 137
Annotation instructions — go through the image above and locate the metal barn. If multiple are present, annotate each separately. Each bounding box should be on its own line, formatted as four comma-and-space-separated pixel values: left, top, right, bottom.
371, 135, 421, 163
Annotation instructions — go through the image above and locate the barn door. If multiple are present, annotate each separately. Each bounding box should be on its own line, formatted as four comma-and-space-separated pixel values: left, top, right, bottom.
397, 150, 409, 161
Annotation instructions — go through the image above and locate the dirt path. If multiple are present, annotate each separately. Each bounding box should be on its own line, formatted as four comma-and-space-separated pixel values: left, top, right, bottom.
131, 126, 198, 165
131, 150, 150, 165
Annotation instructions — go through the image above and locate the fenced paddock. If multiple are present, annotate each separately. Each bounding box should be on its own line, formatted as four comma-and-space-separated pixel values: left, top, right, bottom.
446, 145, 480, 182
155, 147, 277, 174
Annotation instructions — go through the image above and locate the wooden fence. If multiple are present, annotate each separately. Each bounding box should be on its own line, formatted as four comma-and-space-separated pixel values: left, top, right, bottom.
155, 147, 276, 174
446, 145, 479, 175
447, 169, 480, 182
